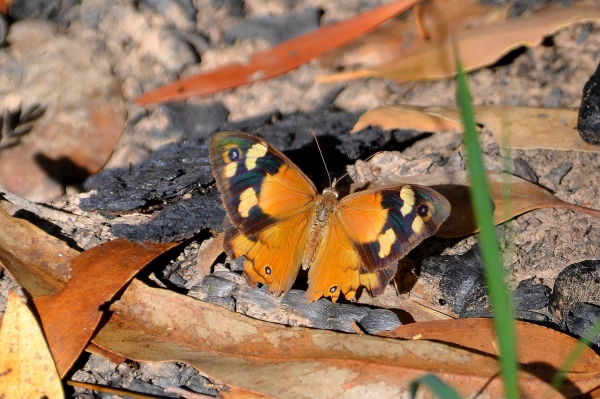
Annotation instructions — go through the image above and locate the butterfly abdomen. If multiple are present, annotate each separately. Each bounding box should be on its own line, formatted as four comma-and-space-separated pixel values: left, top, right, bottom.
301, 188, 338, 271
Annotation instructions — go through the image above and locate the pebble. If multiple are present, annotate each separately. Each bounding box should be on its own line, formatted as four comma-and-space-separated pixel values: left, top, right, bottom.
577, 62, 600, 145
548, 260, 600, 321
564, 302, 600, 346
9, 0, 61, 21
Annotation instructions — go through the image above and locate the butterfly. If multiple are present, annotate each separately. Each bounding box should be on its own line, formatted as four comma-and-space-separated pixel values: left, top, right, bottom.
209, 131, 451, 302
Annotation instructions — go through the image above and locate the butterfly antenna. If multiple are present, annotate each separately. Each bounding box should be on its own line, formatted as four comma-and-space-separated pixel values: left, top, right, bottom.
310, 130, 332, 187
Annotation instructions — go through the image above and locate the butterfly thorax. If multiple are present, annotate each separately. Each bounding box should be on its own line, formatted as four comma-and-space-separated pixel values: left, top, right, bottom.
301, 187, 338, 271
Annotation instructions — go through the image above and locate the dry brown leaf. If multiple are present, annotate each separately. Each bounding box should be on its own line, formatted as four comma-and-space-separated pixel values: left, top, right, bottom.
325, 4, 600, 83
0, 21, 126, 202
351, 172, 600, 238
219, 387, 275, 399
351, 105, 463, 134
0, 207, 78, 297
134, 0, 419, 104
195, 233, 225, 279
33, 239, 178, 377
381, 318, 600, 371
86, 342, 127, 366
0, 291, 63, 399
376, 5, 600, 81
320, 0, 506, 70
93, 280, 592, 398
425, 172, 600, 238
352, 105, 599, 152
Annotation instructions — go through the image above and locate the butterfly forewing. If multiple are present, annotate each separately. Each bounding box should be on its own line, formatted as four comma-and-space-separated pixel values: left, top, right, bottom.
337, 185, 451, 273
210, 131, 319, 295
209, 131, 318, 235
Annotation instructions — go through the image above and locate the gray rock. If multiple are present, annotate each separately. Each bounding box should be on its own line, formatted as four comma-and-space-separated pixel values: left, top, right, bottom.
578, 61, 600, 145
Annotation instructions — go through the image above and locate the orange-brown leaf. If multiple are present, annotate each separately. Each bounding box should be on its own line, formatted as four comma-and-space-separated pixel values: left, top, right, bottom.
380, 318, 600, 372
134, 0, 419, 104
195, 234, 225, 280
0, 207, 77, 297
33, 239, 177, 377
92, 280, 599, 398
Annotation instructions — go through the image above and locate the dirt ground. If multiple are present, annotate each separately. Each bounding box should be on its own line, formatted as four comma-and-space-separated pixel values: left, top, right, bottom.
1, 0, 600, 397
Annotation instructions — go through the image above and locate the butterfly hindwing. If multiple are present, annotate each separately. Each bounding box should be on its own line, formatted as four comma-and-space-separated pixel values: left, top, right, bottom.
209, 131, 318, 294
338, 185, 451, 273
209, 131, 318, 235
224, 212, 314, 295
305, 217, 396, 302
307, 185, 450, 302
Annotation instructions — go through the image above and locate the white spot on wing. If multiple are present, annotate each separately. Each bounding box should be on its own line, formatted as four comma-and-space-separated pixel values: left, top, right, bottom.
412, 215, 425, 234
223, 161, 237, 178
245, 143, 268, 170
400, 186, 415, 216
377, 228, 396, 258
239, 187, 258, 217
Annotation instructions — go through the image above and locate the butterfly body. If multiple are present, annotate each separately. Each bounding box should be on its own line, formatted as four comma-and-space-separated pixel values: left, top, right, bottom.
209, 131, 451, 302
302, 187, 337, 271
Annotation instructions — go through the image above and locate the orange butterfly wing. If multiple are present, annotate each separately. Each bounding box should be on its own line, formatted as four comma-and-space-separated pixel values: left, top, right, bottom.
307, 185, 451, 302
209, 132, 318, 295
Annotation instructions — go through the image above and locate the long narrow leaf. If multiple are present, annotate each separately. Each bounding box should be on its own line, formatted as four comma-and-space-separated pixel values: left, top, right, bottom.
456, 51, 519, 399
135, 0, 419, 104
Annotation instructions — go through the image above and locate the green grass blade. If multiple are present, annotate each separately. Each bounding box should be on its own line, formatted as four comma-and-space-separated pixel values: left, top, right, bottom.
455, 52, 520, 399
408, 374, 462, 399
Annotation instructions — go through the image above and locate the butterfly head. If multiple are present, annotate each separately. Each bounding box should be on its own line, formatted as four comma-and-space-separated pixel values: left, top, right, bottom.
322, 186, 338, 199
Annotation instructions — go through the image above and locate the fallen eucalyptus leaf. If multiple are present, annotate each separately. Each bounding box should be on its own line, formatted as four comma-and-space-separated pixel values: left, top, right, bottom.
352, 105, 599, 152
134, 0, 419, 104
337, 4, 600, 83
321, 0, 507, 70
34, 239, 178, 377
93, 280, 578, 398
0, 207, 77, 297
0, 291, 63, 399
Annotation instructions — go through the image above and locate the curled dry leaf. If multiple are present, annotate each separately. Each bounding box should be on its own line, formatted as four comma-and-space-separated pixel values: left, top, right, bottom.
134, 0, 419, 104
0, 291, 63, 399
195, 233, 225, 280
320, 0, 507, 70
93, 280, 591, 398
350, 172, 600, 238
351, 105, 463, 134
352, 105, 600, 152
33, 239, 178, 377
0, 207, 77, 297
328, 4, 600, 83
